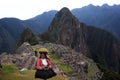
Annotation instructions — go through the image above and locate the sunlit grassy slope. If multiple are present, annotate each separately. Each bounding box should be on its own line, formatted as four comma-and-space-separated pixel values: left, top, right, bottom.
0, 64, 69, 80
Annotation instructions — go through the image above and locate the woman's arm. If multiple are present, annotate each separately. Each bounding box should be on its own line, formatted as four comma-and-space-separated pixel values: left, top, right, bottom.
46, 59, 52, 68
36, 59, 42, 70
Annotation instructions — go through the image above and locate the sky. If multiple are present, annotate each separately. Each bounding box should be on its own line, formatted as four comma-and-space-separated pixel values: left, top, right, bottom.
0, 0, 120, 20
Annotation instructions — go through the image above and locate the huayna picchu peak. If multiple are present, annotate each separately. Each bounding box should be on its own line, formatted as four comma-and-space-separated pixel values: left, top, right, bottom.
48, 7, 87, 54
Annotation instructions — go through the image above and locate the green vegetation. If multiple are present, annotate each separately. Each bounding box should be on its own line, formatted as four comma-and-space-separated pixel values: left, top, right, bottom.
87, 63, 99, 78
81, 56, 101, 80
98, 64, 120, 80
50, 54, 72, 73
2, 64, 18, 74
39, 31, 51, 42
0, 64, 68, 80
59, 64, 72, 73
29, 36, 39, 45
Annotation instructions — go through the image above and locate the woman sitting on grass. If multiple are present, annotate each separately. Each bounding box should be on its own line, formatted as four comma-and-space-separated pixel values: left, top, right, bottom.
35, 48, 56, 80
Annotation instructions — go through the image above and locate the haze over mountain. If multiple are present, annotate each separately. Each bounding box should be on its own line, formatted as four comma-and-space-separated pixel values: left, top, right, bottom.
0, 4, 120, 53
0, 18, 25, 53
27, 4, 120, 40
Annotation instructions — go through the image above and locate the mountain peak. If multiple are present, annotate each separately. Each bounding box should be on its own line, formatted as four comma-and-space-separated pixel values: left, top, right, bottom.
102, 4, 109, 7
55, 7, 72, 18
59, 7, 70, 13
48, 7, 80, 32
88, 4, 95, 7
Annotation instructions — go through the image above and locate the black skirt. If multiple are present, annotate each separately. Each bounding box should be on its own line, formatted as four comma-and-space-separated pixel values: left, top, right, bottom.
35, 68, 56, 79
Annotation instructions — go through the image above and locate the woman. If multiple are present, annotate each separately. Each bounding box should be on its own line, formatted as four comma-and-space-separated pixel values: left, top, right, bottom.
35, 49, 56, 80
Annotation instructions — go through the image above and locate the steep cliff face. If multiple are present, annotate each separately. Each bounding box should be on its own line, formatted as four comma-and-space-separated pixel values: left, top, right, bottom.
41, 7, 120, 74
83, 25, 120, 73
48, 7, 88, 55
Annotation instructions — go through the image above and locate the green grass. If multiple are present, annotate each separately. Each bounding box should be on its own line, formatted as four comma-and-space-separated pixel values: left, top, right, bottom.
97, 64, 120, 80
87, 63, 99, 79
81, 56, 100, 79
2, 64, 18, 74
58, 64, 72, 73
50, 54, 72, 73
0, 62, 69, 80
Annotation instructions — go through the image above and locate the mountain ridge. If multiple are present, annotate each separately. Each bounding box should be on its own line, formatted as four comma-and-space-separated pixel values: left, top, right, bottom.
0, 4, 120, 54
72, 4, 120, 40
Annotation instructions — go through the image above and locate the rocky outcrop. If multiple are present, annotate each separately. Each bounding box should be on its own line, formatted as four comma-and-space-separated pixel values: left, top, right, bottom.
40, 7, 120, 74
0, 43, 36, 70
83, 26, 120, 73
0, 52, 37, 70
33, 42, 102, 80
15, 42, 34, 54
